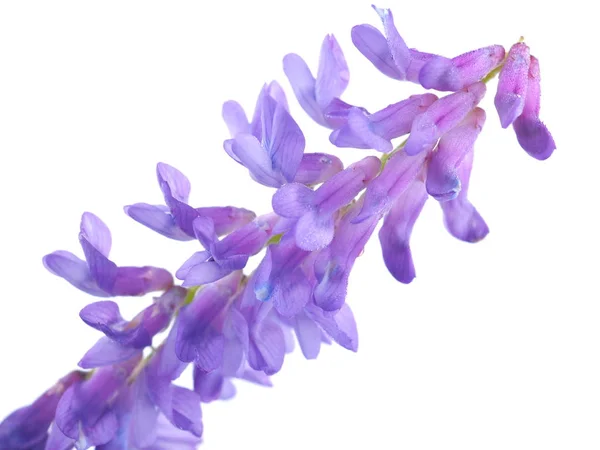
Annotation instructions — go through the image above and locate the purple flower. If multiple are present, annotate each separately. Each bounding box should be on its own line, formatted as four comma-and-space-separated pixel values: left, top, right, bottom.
403, 82, 486, 156
355, 150, 427, 223
283, 34, 351, 128
176, 213, 277, 286
224, 82, 343, 186
313, 199, 380, 311
272, 156, 381, 251
379, 178, 428, 284
426, 107, 486, 201
329, 94, 437, 153
0, 372, 84, 450
77, 287, 186, 369
174, 272, 243, 372
419, 45, 505, 91
440, 148, 489, 243
512, 55, 556, 160
351, 6, 437, 83
252, 235, 313, 317
494, 42, 530, 129
145, 414, 203, 450
194, 365, 271, 403
222, 82, 306, 188
125, 163, 255, 240
43, 212, 173, 297
53, 359, 139, 450
237, 287, 287, 375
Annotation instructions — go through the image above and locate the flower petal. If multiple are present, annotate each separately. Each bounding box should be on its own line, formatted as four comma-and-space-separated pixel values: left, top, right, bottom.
272, 182, 315, 219
494, 42, 530, 128
294, 153, 344, 185
283, 53, 324, 126
157, 163, 191, 204
43, 251, 108, 297
373, 5, 410, 79
80, 212, 112, 257
231, 134, 282, 188
315, 34, 349, 108
79, 337, 141, 369
222, 100, 250, 137
124, 203, 193, 241
351, 24, 401, 79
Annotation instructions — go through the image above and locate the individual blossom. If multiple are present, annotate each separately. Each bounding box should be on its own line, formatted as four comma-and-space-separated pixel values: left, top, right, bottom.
283, 34, 352, 128
176, 213, 277, 286
252, 235, 313, 317
223, 82, 344, 186
378, 178, 428, 284
43, 212, 173, 297
48, 358, 140, 450
272, 156, 380, 251
512, 55, 556, 160
403, 82, 486, 156
494, 42, 530, 129
418, 45, 505, 92
125, 162, 255, 241
439, 147, 489, 243
426, 107, 486, 201
329, 94, 438, 153
0, 372, 84, 450
78, 287, 187, 369
313, 198, 380, 311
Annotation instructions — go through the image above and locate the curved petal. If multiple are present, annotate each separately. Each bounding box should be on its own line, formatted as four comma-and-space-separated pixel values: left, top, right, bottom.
222, 100, 250, 137
294, 153, 344, 185
283, 53, 325, 126
80, 212, 112, 257
156, 163, 191, 204
124, 203, 193, 241
351, 24, 401, 79
315, 34, 349, 108
43, 251, 108, 297
231, 134, 282, 188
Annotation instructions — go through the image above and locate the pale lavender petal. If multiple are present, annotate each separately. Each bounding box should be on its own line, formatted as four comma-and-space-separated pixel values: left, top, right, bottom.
130, 376, 158, 449
272, 182, 315, 218
305, 303, 358, 352
283, 53, 324, 126
351, 24, 401, 79
315, 34, 349, 108
373, 6, 410, 78
78, 337, 141, 369
272, 270, 312, 317
295, 210, 335, 251
231, 134, 283, 188
169, 386, 203, 437
43, 251, 108, 297
46, 424, 74, 450
81, 410, 118, 448
80, 212, 112, 257
79, 301, 122, 332
124, 203, 193, 241
192, 216, 217, 250
294, 153, 344, 185
249, 321, 285, 375
268, 103, 305, 182
175, 250, 210, 281
157, 163, 191, 204
193, 368, 224, 403
79, 237, 118, 294
222, 100, 250, 137
294, 311, 322, 359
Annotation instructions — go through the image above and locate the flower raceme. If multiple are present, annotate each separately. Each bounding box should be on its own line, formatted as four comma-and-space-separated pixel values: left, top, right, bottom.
1, 5, 556, 449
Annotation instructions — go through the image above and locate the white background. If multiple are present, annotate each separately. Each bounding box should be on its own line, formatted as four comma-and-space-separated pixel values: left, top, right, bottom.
0, 1, 598, 449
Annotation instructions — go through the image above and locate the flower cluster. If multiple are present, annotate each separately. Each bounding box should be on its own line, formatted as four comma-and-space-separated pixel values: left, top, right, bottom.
0, 5, 555, 450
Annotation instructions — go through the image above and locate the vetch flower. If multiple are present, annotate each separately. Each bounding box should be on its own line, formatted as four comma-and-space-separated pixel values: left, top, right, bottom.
329, 94, 437, 153
272, 156, 380, 251
176, 214, 277, 286
283, 34, 351, 128
512, 55, 556, 160
419, 45, 505, 92
43, 212, 173, 297
125, 163, 255, 240
403, 82, 486, 156
0, 372, 84, 450
440, 148, 489, 242
426, 107, 486, 201
494, 42, 530, 129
